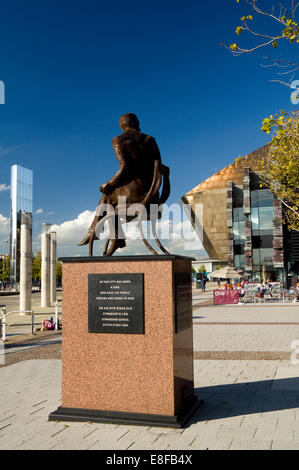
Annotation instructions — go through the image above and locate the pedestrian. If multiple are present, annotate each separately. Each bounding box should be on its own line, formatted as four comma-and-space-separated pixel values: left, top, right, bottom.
202, 278, 206, 292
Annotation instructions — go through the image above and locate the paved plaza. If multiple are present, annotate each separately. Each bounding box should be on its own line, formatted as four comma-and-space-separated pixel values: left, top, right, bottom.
0, 287, 299, 450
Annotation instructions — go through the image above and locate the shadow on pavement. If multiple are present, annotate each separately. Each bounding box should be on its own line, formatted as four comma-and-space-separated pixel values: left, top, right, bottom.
187, 377, 299, 426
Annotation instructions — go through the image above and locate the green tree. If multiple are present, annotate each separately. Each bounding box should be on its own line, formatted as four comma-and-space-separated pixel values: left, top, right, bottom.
259, 111, 299, 231
32, 251, 41, 281
56, 260, 62, 284
198, 265, 206, 273
223, 0, 299, 80
0, 255, 10, 282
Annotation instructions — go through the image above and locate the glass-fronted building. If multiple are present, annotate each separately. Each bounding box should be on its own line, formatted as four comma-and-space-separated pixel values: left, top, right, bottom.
182, 146, 299, 287
232, 188, 282, 281
10, 165, 33, 287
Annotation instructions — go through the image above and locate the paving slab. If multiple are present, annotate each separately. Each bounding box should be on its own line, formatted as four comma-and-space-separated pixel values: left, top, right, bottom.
0, 359, 298, 450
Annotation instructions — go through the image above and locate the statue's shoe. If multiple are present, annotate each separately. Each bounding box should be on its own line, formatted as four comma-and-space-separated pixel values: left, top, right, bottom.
104, 239, 126, 256
78, 230, 94, 246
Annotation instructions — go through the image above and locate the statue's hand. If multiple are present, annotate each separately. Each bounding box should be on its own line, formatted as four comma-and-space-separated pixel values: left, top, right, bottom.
100, 183, 113, 195
160, 164, 170, 177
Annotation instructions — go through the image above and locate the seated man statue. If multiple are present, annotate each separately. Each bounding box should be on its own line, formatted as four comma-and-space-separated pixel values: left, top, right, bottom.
78, 113, 170, 256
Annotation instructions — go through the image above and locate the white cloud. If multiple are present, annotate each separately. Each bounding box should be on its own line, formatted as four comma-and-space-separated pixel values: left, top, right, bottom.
0, 213, 9, 236
35, 208, 43, 215
0, 184, 10, 192
48, 211, 55, 215
51, 210, 96, 245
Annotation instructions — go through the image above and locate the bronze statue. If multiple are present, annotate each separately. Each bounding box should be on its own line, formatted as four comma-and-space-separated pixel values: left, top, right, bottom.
78, 113, 170, 256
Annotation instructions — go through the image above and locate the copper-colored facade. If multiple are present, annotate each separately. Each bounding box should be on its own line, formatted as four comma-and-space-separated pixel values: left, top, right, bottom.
182, 146, 269, 262
181, 145, 298, 283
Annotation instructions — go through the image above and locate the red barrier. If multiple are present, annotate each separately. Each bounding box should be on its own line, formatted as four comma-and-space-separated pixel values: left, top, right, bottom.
213, 289, 239, 305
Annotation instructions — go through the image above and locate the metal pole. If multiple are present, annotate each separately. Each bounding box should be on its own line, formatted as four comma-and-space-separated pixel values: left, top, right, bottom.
1, 306, 6, 342
50, 232, 57, 304
55, 300, 58, 330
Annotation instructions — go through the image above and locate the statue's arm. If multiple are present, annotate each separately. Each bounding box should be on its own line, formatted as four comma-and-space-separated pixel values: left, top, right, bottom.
100, 138, 129, 194
160, 163, 170, 176
148, 137, 169, 176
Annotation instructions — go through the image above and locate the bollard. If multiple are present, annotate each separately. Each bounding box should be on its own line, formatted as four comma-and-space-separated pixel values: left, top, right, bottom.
1, 306, 6, 342
55, 300, 58, 330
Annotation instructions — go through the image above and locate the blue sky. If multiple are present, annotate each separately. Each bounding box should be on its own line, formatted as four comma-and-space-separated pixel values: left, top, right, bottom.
0, 0, 298, 256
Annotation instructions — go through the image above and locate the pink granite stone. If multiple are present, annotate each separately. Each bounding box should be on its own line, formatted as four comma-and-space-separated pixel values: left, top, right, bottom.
61, 257, 195, 417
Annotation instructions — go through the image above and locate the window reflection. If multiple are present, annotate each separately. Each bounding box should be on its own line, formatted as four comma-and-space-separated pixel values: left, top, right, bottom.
250, 191, 274, 236
10, 165, 33, 285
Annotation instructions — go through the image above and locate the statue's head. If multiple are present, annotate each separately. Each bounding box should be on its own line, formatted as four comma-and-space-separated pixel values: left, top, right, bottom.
119, 113, 140, 132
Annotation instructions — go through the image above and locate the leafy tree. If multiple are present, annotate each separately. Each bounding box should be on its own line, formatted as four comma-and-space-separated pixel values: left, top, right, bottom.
259, 110, 299, 230
32, 252, 62, 283
223, 0, 299, 86
32, 251, 41, 281
224, 0, 299, 231
0, 255, 10, 282
198, 265, 206, 273
56, 261, 62, 283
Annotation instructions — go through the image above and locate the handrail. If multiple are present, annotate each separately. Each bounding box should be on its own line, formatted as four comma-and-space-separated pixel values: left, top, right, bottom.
1, 310, 32, 318
0, 307, 34, 342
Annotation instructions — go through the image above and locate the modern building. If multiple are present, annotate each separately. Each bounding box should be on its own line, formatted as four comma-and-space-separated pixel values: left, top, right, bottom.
9, 165, 33, 287
182, 146, 299, 287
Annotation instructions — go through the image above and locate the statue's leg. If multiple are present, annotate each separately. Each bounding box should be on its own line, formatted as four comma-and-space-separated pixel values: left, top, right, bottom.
78, 194, 108, 246
151, 218, 171, 255
138, 217, 159, 255
103, 212, 126, 256
89, 232, 96, 256
103, 238, 110, 256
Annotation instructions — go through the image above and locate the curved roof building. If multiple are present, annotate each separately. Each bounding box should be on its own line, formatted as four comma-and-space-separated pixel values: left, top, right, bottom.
182, 146, 298, 286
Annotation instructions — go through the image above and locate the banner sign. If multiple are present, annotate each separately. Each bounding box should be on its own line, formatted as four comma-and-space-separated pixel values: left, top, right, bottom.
213, 289, 239, 305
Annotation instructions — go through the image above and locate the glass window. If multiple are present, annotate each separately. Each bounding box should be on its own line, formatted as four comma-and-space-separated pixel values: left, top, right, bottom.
259, 206, 273, 231
234, 244, 245, 255
252, 248, 273, 269
251, 190, 259, 208
253, 249, 260, 266
233, 221, 246, 242
252, 236, 273, 249
260, 248, 273, 265
234, 255, 245, 270
250, 198, 274, 236
251, 189, 273, 208
258, 190, 273, 207
251, 208, 259, 232
233, 207, 247, 222
234, 255, 240, 269
239, 255, 245, 270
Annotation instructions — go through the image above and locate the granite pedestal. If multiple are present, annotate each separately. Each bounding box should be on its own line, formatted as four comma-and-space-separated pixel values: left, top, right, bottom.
49, 255, 202, 428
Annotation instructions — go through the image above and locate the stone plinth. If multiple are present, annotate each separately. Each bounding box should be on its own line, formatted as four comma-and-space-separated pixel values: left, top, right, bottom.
49, 255, 201, 428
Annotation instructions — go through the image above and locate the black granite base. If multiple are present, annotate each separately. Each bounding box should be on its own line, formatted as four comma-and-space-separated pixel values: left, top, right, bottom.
48, 398, 203, 429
